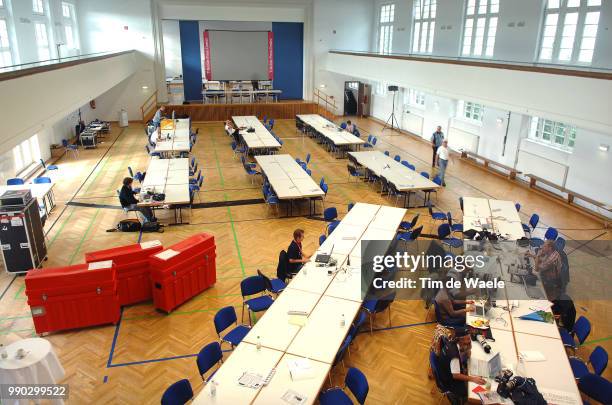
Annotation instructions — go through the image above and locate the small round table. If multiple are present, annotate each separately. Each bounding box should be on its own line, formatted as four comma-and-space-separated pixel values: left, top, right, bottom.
0, 338, 65, 405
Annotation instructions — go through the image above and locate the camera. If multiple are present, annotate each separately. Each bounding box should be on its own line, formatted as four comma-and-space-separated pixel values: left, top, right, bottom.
495, 370, 547, 404
495, 370, 527, 398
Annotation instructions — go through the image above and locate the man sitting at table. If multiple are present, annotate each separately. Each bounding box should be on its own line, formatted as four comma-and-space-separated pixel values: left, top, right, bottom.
224, 120, 234, 135
434, 277, 475, 327
346, 120, 355, 134
119, 177, 155, 223
287, 229, 311, 275
438, 329, 486, 401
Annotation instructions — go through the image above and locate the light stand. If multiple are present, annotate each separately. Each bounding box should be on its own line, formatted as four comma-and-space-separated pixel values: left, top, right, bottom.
382, 87, 400, 132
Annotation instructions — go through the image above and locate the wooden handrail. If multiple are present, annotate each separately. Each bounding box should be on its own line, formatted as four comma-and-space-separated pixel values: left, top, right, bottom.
312, 88, 338, 120
140, 90, 159, 122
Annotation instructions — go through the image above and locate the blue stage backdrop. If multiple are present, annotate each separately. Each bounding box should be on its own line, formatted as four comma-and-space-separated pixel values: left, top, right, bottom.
179, 20, 203, 102
272, 22, 303, 100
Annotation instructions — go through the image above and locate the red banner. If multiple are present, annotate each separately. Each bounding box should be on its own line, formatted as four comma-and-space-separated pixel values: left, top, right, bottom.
268, 31, 274, 80
203, 30, 212, 80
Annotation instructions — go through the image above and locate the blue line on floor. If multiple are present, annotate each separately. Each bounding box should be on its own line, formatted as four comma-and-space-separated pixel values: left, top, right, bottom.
137, 228, 144, 243
106, 307, 124, 368
108, 349, 233, 368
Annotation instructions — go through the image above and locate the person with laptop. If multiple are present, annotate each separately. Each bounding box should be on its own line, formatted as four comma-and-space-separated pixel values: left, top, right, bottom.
434, 278, 476, 327
438, 330, 486, 400
287, 229, 311, 274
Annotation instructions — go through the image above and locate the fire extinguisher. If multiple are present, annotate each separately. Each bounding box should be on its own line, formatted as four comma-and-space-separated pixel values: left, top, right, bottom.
90, 100, 96, 109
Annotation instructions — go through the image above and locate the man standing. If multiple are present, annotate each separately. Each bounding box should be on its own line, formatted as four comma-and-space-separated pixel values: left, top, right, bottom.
152, 105, 166, 128
436, 140, 450, 187
431, 126, 445, 167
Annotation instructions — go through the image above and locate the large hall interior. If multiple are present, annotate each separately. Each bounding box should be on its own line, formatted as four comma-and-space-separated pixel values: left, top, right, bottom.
0, 0, 611, 404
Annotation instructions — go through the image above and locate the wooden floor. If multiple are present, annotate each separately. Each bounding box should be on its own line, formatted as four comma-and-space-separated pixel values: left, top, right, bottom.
0, 117, 610, 404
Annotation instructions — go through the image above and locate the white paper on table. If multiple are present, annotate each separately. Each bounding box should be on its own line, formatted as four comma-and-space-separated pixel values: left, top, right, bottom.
88, 260, 113, 270
155, 249, 179, 260
519, 351, 546, 362
540, 388, 582, 405
140, 240, 162, 250
287, 358, 315, 381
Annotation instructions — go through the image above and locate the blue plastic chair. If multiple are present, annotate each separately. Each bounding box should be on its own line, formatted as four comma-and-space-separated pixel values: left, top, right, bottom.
268, 119, 275, 129
161, 379, 193, 405
399, 214, 419, 232
323, 207, 338, 222
327, 221, 340, 235
420, 171, 430, 179
531, 226, 559, 248
321, 182, 329, 196
578, 373, 612, 405
447, 211, 463, 233
459, 197, 464, 213
340, 122, 347, 129
257, 269, 286, 295
33, 177, 51, 184
384, 151, 390, 156
40, 159, 58, 172
7, 178, 24, 185
240, 276, 274, 325
362, 291, 396, 334
128, 166, 134, 177
305, 153, 311, 164
196, 342, 223, 382
522, 213, 539, 234
428, 202, 448, 222
515, 202, 521, 212
570, 346, 608, 379
214, 306, 250, 348
438, 223, 463, 249
430, 350, 456, 402
555, 237, 566, 251
319, 234, 327, 246
320, 367, 369, 405
190, 162, 198, 176
348, 202, 354, 211
319, 177, 325, 188
560, 316, 591, 352
394, 155, 401, 162
407, 163, 416, 171
62, 139, 78, 157
401, 160, 410, 168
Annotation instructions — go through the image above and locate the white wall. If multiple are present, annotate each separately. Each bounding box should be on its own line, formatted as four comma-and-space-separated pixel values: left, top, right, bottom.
312, 0, 374, 115
77, 0, 158, 120
161, 19, 181, 78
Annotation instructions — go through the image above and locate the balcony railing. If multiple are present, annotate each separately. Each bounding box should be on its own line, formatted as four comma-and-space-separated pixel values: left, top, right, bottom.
0, 50, 135, 82
329, 50, 612, 80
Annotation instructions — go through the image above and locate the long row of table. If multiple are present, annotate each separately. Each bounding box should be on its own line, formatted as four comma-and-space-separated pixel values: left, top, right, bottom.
297, 114, 364, 156
255, 155, 324, 216
349, 151, 440, 207
138, 157, 190, 224
153, 118, 191, 156
192, 203, 407, 404
462, 197, 581, 404
233, 116, 282, 154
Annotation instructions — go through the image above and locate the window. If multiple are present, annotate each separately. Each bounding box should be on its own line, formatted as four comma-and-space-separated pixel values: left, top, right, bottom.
32, 0, 44, 14
62, 2, 71, 18
0, 19, 11, 67
378, 3, 395, 54
405, 89, 426, 107
462, 0, 499, 57
0, 0, 4, 8
539, 0, 601, 64
375, 82, 387, 96
64, 25, 73, 48
34, 22, 50, 61
458, 100, 484, 122
12, 135, 41, 174
412, 0, 436, 53
529, 117, 577, 150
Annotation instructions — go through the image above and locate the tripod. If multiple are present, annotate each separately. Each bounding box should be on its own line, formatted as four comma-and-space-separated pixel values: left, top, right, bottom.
382, 88, 400, 132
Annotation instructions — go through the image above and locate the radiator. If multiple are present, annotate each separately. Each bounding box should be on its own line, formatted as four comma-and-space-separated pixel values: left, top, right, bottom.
402, 112, 424, 136
448, 127, 480, 153
516, 149, 569, 186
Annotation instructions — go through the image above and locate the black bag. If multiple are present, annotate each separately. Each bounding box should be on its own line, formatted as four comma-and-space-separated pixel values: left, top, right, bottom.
142, 221, 163, 233
117, 219, 141, 232
509, 378, 547, 405
152, 193, 165, 202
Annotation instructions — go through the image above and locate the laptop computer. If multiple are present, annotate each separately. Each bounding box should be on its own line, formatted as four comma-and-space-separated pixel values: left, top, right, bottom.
469, 351, 502, 378
315, 244, 334, 264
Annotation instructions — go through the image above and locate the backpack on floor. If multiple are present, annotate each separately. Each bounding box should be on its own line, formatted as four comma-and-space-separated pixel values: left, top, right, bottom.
142, 221, 164, 233
117, 219, 141, 232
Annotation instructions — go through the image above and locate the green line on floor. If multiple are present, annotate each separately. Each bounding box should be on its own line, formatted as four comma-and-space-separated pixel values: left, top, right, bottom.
581, 336, 612, 346
121, 305, 241, 321
47, 206, 77, 247
211, 136, 225, 187
68, 209, 101, 264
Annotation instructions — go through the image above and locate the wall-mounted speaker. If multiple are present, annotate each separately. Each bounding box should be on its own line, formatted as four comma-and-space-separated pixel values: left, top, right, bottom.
388, 85, 399, 92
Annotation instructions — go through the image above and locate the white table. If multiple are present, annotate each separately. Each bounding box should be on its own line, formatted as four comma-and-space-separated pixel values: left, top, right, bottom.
251, 354, 328, 405
255, 155, 324, 200
462, 197, 524, 240
0, 183, 56, 216
297, 114, 364, 148
139, 158, 190, 224
154, 119, 191, 156
242, 289, 321, 352
0, 338, 65, 405
193, 343, 283, 405
349, 151, 440, 207
233, 116, 281, 153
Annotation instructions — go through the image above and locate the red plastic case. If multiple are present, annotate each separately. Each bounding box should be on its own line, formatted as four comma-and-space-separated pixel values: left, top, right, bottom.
84, 240, 164, 306
149, 233, 216, 312
25, 262, 120, 334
